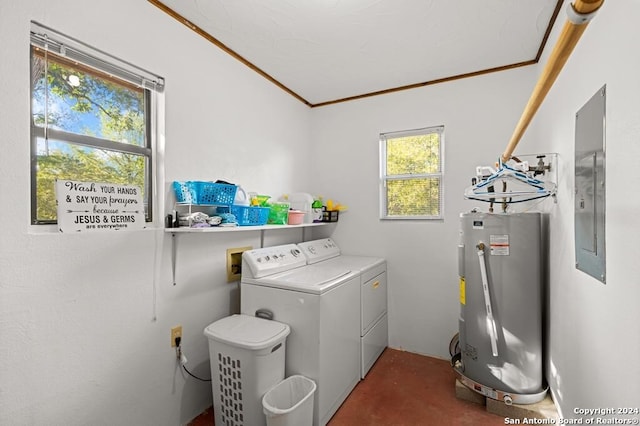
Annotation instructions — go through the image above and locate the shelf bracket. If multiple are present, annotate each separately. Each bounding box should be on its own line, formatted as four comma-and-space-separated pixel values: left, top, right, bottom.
171, 232, 177, 285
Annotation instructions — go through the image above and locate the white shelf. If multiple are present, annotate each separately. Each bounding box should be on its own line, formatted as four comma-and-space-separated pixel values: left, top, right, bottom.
166, 221, 331, 285
165, 222, 327, 233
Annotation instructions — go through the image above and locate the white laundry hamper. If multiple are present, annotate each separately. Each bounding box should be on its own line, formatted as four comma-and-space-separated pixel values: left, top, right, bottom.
262, 375, 316, 426
204, 314, 290, 426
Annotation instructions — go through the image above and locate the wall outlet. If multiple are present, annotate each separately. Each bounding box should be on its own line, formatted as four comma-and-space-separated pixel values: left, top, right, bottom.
171, 325, 182, 347
226, 246, 252, 282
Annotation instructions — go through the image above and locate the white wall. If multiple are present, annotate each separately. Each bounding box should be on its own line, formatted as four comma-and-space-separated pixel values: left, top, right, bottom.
0, 1, 312, 425
532, 0, 640, 418
310, 67, 539, 359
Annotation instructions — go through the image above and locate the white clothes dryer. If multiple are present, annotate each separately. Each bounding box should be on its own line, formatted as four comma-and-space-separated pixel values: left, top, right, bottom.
297, 238, 388, 378
240, 244, 360, 426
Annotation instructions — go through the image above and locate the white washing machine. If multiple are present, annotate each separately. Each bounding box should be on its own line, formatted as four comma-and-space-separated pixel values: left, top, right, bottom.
297, 238, 388, 378
240, 244, 361, 426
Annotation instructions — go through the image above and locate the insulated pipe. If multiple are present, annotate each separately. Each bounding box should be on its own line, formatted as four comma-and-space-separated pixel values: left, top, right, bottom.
501, 0, 604, 163
476, 243, 499, 357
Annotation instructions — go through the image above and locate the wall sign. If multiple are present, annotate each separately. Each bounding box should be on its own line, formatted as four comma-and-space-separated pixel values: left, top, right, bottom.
55, 180, 146, 232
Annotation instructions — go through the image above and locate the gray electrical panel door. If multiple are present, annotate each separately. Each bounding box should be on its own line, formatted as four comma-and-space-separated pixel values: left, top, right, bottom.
575, 85, 606, 283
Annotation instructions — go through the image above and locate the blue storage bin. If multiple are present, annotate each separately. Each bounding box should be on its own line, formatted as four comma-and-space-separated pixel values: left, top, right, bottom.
195, 181, 237, 205
231, 205, 270, 226
173, 181, 237, 206
173, 181, 197, 204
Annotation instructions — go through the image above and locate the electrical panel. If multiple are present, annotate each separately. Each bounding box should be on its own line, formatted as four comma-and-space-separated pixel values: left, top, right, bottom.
575, 85, 606, 283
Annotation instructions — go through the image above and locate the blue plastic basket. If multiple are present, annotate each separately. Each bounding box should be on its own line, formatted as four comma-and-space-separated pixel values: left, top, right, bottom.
173, 181, 237, 206
195, 181, 237, 205
173, 181, 197, 204
230, 205, 270, 226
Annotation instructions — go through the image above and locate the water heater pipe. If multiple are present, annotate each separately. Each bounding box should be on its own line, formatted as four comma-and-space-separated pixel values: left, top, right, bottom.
476, 243, 499, 357
500, 0, 604, 163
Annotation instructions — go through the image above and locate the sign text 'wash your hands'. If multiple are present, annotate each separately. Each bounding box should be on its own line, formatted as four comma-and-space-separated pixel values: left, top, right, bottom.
55, 180, 146, 232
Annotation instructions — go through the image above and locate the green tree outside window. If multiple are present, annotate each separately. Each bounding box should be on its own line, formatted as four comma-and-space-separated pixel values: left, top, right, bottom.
380, 127, 444, 219
31, 49, 150, 223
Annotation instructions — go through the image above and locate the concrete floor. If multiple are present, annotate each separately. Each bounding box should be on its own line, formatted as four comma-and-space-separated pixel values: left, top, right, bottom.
327, 348, 502, 425
189, 347, 504, 425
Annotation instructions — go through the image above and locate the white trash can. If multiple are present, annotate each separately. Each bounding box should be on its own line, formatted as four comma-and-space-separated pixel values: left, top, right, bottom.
262, 375, 316, 426
204, 314, 290, 426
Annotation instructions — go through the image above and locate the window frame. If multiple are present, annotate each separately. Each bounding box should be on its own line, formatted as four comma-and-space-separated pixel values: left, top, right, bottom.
379, 126, 445, 220
29, 21, 164, 226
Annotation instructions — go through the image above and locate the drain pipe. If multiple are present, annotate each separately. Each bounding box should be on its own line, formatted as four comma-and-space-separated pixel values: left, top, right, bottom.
501, 0, 604, 163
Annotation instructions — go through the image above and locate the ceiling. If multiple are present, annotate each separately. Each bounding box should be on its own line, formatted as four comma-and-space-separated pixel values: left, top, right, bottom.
150, 0, 563, 107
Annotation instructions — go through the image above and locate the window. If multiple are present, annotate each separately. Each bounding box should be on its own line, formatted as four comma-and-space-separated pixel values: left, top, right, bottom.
379, 126, 444, 220
30, 22, 164, 224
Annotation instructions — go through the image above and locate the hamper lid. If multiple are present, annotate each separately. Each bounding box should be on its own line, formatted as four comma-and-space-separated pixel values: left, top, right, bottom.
204, 314, 290, 350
